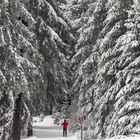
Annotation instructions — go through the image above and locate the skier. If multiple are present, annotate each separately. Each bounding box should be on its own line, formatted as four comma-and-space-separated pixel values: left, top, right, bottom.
61, 119, 68, 137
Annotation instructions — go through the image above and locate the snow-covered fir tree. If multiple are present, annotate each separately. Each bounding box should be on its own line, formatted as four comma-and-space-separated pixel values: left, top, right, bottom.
1, 0, 140, 139
0, 0, 44, 139
0, 0, 74, 139
68, 0, 140, 139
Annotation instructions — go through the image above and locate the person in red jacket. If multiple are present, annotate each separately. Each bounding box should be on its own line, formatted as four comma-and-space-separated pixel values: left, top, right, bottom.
61, 119, 68, 137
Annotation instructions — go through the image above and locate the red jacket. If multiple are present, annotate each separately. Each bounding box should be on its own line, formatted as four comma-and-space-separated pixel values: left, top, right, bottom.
61, 121, 68, 129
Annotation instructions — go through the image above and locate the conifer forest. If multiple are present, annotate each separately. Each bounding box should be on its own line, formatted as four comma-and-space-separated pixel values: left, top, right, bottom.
1, 0, 140, 139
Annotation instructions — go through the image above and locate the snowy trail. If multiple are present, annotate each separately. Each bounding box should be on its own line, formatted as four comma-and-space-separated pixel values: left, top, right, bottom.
32, 126, 73, 139
22, 116, 140, 140
22, 116, 78, 140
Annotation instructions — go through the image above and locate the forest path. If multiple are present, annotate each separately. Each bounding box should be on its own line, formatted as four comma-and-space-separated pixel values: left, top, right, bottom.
22, 116, 78, 140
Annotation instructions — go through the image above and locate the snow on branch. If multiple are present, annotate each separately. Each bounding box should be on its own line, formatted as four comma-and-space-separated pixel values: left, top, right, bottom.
19, 5, 36, 25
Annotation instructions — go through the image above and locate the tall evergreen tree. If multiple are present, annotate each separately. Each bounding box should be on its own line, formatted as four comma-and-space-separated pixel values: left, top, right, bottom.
0, 0, 74, 139
69, 0, 140, 139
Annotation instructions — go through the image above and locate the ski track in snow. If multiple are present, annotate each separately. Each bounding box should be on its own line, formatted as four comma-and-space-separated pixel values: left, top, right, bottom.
22, 116, 78, 140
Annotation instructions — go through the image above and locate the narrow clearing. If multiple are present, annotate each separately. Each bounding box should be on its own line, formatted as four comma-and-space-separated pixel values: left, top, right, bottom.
22, 116, 140, 140
22, 116, 78, 140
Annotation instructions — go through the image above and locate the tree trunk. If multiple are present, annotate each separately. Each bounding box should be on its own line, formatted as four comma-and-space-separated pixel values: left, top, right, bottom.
11, 93, 23, 140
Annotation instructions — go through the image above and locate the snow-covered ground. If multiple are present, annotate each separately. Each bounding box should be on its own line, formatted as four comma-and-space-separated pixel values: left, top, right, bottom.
104, 135, 140, 140
22, 116, 140, 140
22, 115, 78, 140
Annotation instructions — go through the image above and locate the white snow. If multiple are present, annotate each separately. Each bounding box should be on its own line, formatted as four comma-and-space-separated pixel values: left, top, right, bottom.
33, 115, 59, 127
104, 135, 140, 140
22, 116, 140, 140
22, 116, 78, 140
